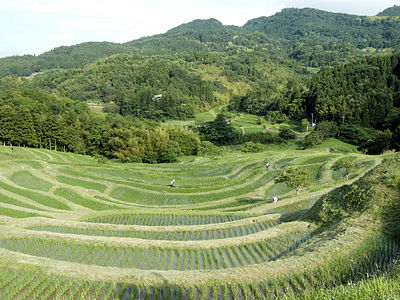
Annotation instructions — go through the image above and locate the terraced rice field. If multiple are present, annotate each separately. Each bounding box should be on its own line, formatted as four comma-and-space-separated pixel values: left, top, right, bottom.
0, 145, 397, 299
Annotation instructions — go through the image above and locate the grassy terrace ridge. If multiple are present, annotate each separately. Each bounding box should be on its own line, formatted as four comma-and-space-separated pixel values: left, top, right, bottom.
0, 145, 398, 299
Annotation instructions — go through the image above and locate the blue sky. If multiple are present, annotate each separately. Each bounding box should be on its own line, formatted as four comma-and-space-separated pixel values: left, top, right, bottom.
0, 0, 399, 57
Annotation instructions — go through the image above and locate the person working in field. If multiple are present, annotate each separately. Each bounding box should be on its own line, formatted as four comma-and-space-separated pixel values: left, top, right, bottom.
265, 162, 270, 171
271, 196, 278, 203
169, 179, 176, 187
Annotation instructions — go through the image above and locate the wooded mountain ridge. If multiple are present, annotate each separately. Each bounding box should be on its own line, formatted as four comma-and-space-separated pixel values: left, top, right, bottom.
1, 6, 400, 78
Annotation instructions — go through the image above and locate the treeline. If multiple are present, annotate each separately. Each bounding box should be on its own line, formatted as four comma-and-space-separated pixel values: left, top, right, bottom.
0, 77, 288, 161
0, 78, 201, 163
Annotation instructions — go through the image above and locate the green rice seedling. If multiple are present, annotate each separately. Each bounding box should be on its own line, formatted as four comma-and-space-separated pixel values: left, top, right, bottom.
53, 188, 118, 211
296, 155, 336, 165
0, 206, 44, 218
83, 212, 248, 226
14, 160, 43, 169
265, 198, 318, 215
109, 171, 277, 206
55, 175, 106, 192
10, 170, 52, 192
0, 181, 70, 210
0, 191, 45, 211
264, 182, 292, 198
274, 157, 296, 169
60, 160, 262, 195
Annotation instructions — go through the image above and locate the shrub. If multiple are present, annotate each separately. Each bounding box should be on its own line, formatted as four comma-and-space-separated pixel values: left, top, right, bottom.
331, 158, 354, 179
309, 177, 374, 224
167, 127, 201, 155
278, 127, 296, 140
274, 167, 310, 194
234, 132, 284, 145
303, 131, 324, 148
240, 142, 263, 153
103, 102, 120, 114
338, 124, 376, 145
316, 120, 339, 138
198, 141, 225, 156
358, 130, 393, 155
266, 111, 289, 124
157, 141, 180, 163
197, 113, 237, 145
301, 118, 310, 132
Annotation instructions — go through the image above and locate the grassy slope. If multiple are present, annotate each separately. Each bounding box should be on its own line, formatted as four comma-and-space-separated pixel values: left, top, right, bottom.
0, 144, 397, 299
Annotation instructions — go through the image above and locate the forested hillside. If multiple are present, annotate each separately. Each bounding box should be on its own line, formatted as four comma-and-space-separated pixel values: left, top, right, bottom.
0, 77, 203, 163
244, 8, 400, 49
0, 42, 134, 78
307, 54, 400, 127
306, 54, 400, 153
377, 5, 400, 16
2, 7, 400, 78
32, 52, 304, 120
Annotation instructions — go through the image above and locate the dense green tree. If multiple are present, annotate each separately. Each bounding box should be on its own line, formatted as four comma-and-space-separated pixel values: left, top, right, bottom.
303, 132, 324, 148
0, 78, 205, 163
240, 142, 263, 153
166, 127, 201, 155
278, 127, 296, 140
301, 118, 310, 132
358, 130, 393, 155
307, 54, 400, 127
197, 113, 237, 145
275, 167, 310, 194
315, 121, 339, 138
331, 158, 355, 179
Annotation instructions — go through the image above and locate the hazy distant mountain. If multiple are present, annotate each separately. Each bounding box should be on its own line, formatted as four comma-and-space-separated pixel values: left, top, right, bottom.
166, 18, 226, 33
377, 5, 400, 16
1, 6, 400, 77
243, 8, 400, 48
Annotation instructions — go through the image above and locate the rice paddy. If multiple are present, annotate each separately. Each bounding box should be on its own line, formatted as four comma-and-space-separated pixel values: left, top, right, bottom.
0, 144, 397, 299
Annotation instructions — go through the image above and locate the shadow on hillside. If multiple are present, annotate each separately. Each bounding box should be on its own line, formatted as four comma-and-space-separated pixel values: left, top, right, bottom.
287, 223, 345, 257
380, 191, 400, 241
235, 197, 264, 204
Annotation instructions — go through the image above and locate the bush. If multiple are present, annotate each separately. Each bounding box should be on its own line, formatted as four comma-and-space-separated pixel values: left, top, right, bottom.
234, 132, 284, 145
358, 130, 393, 155
166, 127, 201, 155
316, 120, 339, 138
274, 167, 310, 194
303, 131, 324, 148
240, 142, 263, 153
157, 141, 180, 163
279, 127, 296, 140
103, 102, 120, 114
198, 141, 225, 156
331, 158, 354, 179
266, 111, 289, 124
197, 113, 237, 145
338, 124, 376, 145
301, 118, 310, 132
308, 169, 376, 224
